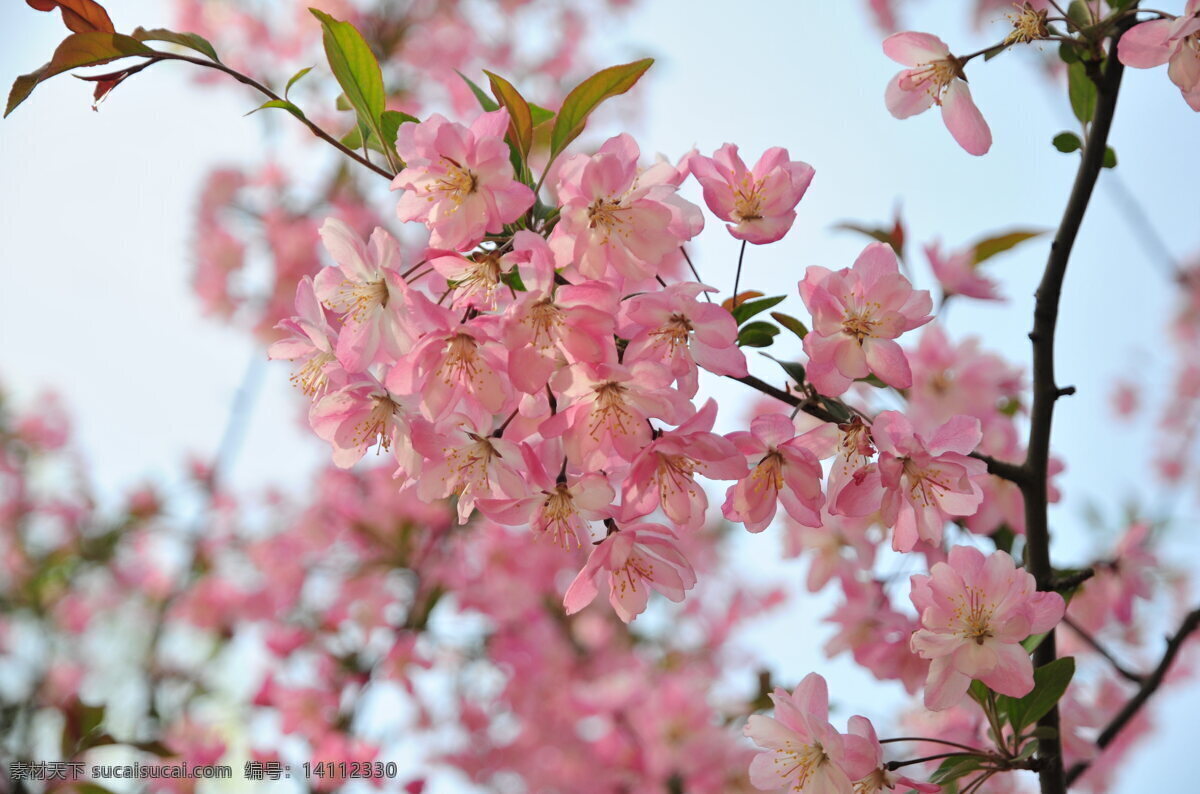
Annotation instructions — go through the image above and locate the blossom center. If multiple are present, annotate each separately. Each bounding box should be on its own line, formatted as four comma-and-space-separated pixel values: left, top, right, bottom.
290, 351, 336, 396
953, 585, 996, 644
446, 432, 499, 493
650, 313, 694, 351
842, 305, 880, 343
539, 483, 582, 549
526, 298, 563, 348
733, 176, 764, 222
434, 157, 479, 207
774, 740, 831, 788
438, 333, 482, 385
330, 277, 388, 322
908, 56, 964, 104
587, 197, 631, 239
590, 381, 635, 440
353, 395, 400, 452
901, 458, 950, 506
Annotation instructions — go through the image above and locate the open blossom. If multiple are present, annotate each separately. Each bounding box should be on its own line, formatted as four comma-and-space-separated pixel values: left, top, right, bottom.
410, 412, 529, 524
846, 716, 939, 794
548, 133, 703, 283
618, 281, 748, 396
743, 674, 874, 794
723, 413, 837, 531
392, 109, 535, 251
1118, 1, 1200, 111
563, 522, 697, 622
313, 219, 413, 371
687, 144, 815, 244
308, 378, 413, 469
883, 32, 992, 155
910, 546, 1066, 711
386, 307, 511, 421
800, 242, 932, 397
478, 444, 615, 548
622, 399, 747, 529
848, 411, 986, 551
269, 276, 342, 396
541, 361, 694, 470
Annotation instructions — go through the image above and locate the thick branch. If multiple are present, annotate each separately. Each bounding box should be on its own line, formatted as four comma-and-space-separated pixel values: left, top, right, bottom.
1065, 607, 1200, 786
155, 53, 396, 180
1020, 36, 1129, 794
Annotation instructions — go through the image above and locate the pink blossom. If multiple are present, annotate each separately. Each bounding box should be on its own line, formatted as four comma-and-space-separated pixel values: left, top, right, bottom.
411, 413, 529, 524
743, 673, 874, 793
846, 716, 940, 794
392, 109, 535, 250
618, 281, 748, 396
479, 444, 615, 548
799, 242, 932, 397
622, 399, 747, 529
268, 276, 342, 396
386, 308, 511, 421
722, 413, 837, 531
687, 144, 815, 244
858, 411, 987, 551
548, 134, 703, 282
883, 32, 992, 155
1118, 1, 1200, 111
910, 546, 1066, 710
309, 378, 414, 469
313, 219, 413, 371
563, 522, 697, 622
925, 239, 1003, 301
541, 361, 694, 470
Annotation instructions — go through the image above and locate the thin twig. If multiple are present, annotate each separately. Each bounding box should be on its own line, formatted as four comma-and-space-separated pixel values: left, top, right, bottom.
1020, 21, 1132, 794
1065, 606, 1200, 785
1062, 616, 1145, 684
154, 53, 395, 181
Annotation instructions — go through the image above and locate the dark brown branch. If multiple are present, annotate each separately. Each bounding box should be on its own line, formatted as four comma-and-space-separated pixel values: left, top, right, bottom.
1062, 615, 1145, 685
1020, 28, 1130, 794
154, 52, 396, 180
729, 375, 1026, 485
1065, 607, 1200, 786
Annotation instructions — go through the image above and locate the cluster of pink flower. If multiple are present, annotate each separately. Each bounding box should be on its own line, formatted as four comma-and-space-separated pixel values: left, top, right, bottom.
183, 0, 634, 337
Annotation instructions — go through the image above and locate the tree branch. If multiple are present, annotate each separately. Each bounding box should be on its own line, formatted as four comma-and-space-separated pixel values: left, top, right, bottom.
1065, 606, 1200, 786
1062, 614, 1145, 685
154, 52, 396, 181
1019, 30, 1130, 794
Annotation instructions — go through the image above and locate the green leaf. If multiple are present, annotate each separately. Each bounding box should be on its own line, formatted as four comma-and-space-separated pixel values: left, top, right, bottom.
1052, 131, 1082, 153
484, 69, 534, 158
550, 58, 653, 156
771, 312, 809, 340
929, 756, 985, 785
982, 44, 1007, 61
131, 26, 219, 62
284, 65, 314, 99
500, 268, 526, 292
309, 9, 391, 167
999, 656, 1076, 734
967, 679, 991, 707
456, 70, 500, 112
246, 99, 306, 121
6, 31, 155, 117
529, 102, 555, 126
762, 354, 806, 385
1067, 60, 1097, 125
1059, 40, 1081, 64
833, 221, 904, 257
731, 294, 786, 325
1102, 146, 1117, 169
971, 229, 1046, 265
856, 374, 888, 388
380, 109, 416, 151
990, 525, 1016, 554
1022, 630, 1050, 653
1067, 0, 1093, 28
737, 321, 779, 348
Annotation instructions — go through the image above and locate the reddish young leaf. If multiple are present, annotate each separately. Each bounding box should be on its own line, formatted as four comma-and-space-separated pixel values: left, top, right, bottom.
25, 0, 115, 34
